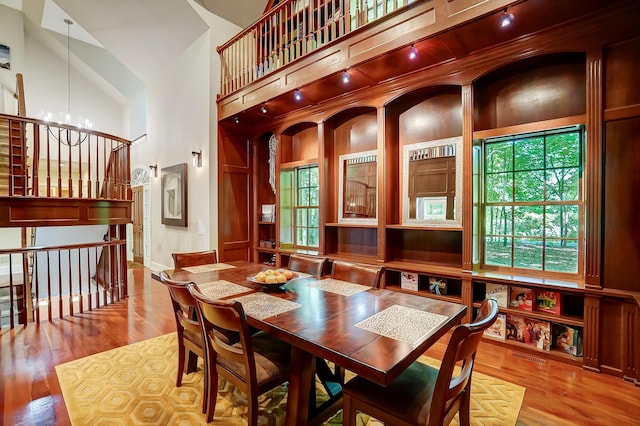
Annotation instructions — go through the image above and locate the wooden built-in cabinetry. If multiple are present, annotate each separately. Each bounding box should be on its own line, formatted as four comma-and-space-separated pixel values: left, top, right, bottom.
218, 0, 640, 383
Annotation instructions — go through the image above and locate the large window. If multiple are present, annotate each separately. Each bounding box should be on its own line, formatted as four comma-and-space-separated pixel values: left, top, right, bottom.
280, 165, 319, 250
481, 127, 583, 274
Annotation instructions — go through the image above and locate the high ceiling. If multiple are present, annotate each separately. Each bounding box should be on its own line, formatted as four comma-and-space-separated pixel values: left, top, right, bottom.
194, 0, 268, 29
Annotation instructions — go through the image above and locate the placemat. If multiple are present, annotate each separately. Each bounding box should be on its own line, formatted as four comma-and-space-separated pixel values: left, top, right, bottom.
198, 280, 251, 299
305, 278, 372, 296
231, 292, 302, 320
355, 305, 449, 345
181, 263, 237, 273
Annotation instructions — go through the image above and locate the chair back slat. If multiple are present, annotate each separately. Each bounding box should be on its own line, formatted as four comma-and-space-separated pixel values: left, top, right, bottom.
430, 298, 499, 424
172, 250, 218, 268
330, 260, 384, 288
159, 271, 200, 333
189, 285, 257, 386
288, 254, 327, 276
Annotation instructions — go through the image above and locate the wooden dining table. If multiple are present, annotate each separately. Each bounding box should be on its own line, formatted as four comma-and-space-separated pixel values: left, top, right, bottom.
162, 261, 467, 426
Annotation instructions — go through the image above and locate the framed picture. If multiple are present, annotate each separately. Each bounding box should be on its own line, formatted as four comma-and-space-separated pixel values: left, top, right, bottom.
161, 163, 188, 227
0, 44, 10, 70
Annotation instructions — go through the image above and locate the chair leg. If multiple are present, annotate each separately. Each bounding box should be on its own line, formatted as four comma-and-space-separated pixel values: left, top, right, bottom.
186, 349, 198, 374
176, 343, 185, 387
459, 386, 472, 426
342, 392, 356, 426
205, 371, 219, 423
247, 394, 259, 426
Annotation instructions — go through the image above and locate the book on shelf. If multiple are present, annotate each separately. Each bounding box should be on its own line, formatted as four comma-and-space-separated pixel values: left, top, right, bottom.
510, 286, 533, 311
505, 314, 551, 351
400, 272, 418, 291
483, 313, 506, 340
552, 323, 583, 356
535, 290, 562, 315
485, 283, 508, 308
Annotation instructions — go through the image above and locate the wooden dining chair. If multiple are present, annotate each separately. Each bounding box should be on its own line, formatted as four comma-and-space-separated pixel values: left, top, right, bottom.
171, 249, 218, 269
330, 260, 384, 288
158, 271, 209, 413
288, 254, 328, 276
342, 298, 500, 426
188, 284, 292, 425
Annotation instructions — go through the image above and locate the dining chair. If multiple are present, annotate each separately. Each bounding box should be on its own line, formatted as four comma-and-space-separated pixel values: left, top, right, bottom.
158, 271, 209, 413
171, 249, 218, 269
342, 298, 500, 426
288, 253, 328, 276
188, 284, 292, 425
330, 260, 384, 288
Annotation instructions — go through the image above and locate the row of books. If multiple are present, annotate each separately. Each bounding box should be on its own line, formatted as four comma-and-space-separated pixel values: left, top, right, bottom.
483, 313, 583, 356
485, 284, 562, 315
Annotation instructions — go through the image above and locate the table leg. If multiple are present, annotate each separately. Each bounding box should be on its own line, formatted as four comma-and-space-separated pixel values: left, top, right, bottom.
285, 347, 314, 426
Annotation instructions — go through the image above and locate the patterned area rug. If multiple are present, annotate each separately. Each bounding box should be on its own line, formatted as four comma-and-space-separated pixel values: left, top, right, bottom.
56, 333, 524, 425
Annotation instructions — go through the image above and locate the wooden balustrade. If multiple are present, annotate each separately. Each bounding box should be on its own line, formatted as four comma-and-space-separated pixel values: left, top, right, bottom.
217, 0, 417, 97
0, 233, 128, 329
0, 113, 131, 200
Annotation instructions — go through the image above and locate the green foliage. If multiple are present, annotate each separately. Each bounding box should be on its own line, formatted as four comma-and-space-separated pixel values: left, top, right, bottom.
482, 128, 582, 273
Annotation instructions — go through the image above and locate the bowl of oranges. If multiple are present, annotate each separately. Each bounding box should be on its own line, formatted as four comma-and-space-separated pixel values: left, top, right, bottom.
248, 269, 296, 287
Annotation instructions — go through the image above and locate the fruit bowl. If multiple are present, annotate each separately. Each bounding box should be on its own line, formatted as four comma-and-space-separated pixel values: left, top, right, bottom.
247, 269, 296, 287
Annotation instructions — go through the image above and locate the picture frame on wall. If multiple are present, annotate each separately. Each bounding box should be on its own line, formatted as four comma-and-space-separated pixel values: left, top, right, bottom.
161, 163, 188, 227
0, 44, 10, 70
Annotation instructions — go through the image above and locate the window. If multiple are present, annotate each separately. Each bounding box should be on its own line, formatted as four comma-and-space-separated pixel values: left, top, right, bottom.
481, 126, 583, 274
279, 165, 319, 250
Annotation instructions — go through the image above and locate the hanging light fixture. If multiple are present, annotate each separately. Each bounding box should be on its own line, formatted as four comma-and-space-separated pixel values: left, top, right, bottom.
44, 18, 91, 146
500, 10, 514, 28
342, 70, 350, 84
408, 44, 418, 60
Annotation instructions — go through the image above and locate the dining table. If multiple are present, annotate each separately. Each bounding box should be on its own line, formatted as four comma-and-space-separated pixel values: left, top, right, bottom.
160, 260, 467, 426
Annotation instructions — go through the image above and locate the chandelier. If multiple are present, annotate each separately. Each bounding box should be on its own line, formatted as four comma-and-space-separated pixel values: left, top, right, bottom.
44, 18, 92, 146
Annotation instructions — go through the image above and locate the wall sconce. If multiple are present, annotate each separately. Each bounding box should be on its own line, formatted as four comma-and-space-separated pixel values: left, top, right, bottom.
149, 164, 158, 178
191, 149, 202, 167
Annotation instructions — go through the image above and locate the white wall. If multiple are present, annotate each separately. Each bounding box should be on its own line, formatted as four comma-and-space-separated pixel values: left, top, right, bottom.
0, 4, 25, 114
24, 31, 124, 137
141, 4, 240, 271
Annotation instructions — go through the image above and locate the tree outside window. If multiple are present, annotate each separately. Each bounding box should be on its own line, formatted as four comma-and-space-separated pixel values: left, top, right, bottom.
482, 127, 583, 273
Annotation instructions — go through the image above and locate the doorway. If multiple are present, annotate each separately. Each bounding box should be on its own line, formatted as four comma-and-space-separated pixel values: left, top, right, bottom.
132, 185, 144, 264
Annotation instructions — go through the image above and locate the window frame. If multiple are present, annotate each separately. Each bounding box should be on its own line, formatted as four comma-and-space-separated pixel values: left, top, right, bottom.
279, 163, 320, 251
478, 125, 585, 278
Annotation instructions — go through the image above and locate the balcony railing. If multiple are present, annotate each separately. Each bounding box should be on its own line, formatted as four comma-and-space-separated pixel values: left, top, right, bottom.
0, 235, 128, 329
217, 0, 418, 97
0, 113, 130, 200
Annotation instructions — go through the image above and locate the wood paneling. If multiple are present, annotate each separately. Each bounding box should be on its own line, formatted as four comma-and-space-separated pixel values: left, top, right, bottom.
605, 38, 640, 110
603, 117, 640, 293
474, 54, 586, 131
599, 298, 626, 376
0, 197, 132, 227
291, 126, 319, 162
386, 228, 462, 267
398, 89, 462, 146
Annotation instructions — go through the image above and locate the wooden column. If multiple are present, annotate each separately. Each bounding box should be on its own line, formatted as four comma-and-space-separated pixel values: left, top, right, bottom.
583, 294, 601, 372
376, 106, 386, 263
585, 49, 603, 289
461, 84, 473, 272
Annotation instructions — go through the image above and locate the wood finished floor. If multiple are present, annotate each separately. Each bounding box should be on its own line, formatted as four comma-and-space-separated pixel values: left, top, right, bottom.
2, 266, 639, 426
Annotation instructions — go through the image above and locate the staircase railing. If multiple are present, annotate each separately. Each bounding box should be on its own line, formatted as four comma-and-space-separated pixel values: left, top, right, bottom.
0, 113, 131, 200
0, 231, 127, 328
217, 0, 419, 97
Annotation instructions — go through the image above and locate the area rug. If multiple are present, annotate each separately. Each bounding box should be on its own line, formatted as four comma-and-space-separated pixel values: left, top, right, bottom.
56, 333, 525, 425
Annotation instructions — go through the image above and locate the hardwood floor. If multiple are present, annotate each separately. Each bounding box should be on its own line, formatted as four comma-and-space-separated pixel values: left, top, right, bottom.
2, 266, 639, 425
